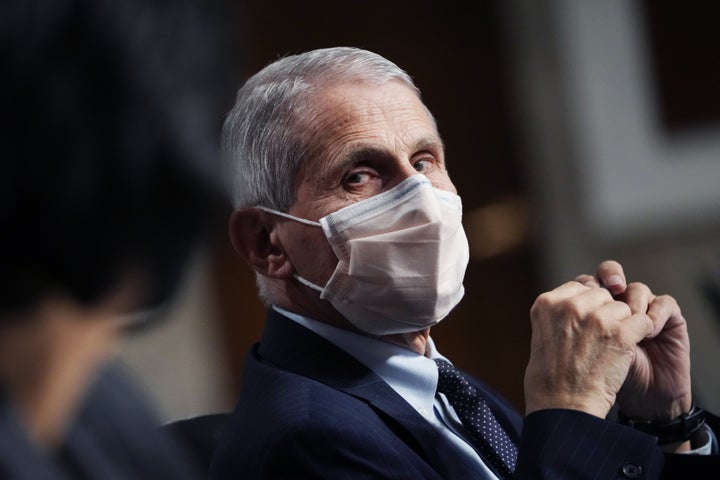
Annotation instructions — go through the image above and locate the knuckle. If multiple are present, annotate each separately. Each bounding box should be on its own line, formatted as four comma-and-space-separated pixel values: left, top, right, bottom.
530, 293, 552, 320
617, 300, 632, 316
654, 293, 674, 305
562, 300, 584, 320
626, 282, 651, 297
531, 292, 552, 311
595, 287, 614, 302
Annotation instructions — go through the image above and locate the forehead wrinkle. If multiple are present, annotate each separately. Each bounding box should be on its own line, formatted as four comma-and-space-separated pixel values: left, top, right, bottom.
305, 81, 443, 172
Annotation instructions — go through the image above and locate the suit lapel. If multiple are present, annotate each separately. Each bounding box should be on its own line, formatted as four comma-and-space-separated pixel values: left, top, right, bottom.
257, 309, 485, 478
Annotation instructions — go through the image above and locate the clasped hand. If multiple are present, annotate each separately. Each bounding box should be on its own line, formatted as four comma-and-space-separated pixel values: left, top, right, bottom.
524, 260, 692, 424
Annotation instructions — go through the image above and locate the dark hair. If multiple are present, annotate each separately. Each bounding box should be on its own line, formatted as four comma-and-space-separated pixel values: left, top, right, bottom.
0, 0, 240, 316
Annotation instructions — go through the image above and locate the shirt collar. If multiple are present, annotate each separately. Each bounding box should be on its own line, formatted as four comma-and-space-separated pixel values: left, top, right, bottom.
273, 306, 448, 416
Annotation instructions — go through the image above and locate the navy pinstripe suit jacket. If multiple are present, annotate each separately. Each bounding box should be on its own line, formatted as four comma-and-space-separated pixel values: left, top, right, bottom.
210, 309, 683, 479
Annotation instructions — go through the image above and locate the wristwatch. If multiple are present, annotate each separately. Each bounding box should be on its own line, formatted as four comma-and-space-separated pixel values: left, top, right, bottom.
617, 405, 706, 445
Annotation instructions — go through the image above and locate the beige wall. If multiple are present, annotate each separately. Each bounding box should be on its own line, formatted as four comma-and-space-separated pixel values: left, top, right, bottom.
117, 254, 235, 422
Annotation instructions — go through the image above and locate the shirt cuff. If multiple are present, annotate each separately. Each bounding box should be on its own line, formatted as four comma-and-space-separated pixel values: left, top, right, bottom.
680, 424, 716, 455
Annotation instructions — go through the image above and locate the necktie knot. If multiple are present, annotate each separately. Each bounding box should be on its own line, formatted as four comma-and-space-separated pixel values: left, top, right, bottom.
435, 358, 475, 398
434, 358, 517, 479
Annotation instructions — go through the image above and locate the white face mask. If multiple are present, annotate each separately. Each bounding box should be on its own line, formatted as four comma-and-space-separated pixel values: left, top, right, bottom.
257, 174, 470, 335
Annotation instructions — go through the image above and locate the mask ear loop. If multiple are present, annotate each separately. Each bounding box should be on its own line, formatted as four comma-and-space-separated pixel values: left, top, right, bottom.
253, 206, 327, 293
293, 274, 324, 293
254, 205, 322, 227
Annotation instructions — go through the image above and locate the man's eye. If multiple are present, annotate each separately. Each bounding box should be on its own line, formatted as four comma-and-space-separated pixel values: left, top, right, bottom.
413, 158, 432, 172
345, 171, 371, 184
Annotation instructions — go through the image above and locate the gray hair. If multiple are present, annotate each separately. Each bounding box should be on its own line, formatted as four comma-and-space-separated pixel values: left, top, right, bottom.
222, 46, 422, 211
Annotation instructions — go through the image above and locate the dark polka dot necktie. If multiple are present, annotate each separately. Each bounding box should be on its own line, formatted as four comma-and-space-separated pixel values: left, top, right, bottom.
435, 358, 517, 479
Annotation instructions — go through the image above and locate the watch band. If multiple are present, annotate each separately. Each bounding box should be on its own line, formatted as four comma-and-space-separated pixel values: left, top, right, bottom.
617, 405, 706, 445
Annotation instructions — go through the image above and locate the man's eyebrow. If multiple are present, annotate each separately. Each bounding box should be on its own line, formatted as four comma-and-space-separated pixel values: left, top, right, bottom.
339, 137, 445, 164
341, 145, 392, 165
414, 137, 445, 154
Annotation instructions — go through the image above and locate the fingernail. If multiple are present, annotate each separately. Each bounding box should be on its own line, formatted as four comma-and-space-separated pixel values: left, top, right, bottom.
606, 274, 624, 287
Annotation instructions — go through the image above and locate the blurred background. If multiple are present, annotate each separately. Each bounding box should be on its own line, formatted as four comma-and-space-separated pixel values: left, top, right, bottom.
117, 0, 720, 420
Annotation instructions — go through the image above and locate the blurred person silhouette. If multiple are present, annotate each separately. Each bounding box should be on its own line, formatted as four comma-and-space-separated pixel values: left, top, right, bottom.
0, 0, 238, 477
210, 47, 719, 479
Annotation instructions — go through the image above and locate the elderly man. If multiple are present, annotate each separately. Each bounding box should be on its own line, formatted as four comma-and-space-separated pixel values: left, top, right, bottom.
211, 47, 717, 479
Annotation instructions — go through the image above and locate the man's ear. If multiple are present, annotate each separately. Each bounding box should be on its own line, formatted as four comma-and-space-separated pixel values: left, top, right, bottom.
228, 208, 294, 278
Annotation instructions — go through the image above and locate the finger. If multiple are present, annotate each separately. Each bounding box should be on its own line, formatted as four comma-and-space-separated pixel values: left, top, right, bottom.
596, 260, 626, 296
575, 274, 600, 288
535, 284, 618, 326
591, 302, 653, 345
588, 297, 633, 326
530, 282, 588, 322
547, 280, 592, 299
622, 282, 654, 315
624, 312, 655, 344
646, 294, 685, 336
573, 286, 619, 319
530, 282, 607, 326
